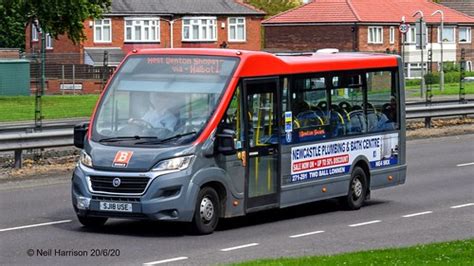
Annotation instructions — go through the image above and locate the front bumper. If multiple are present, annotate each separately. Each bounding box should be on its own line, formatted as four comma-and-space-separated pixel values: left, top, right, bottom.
71, 164, 198, 222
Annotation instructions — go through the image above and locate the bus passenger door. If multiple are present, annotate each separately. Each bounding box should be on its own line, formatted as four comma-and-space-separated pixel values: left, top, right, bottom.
243, 78, 280, 211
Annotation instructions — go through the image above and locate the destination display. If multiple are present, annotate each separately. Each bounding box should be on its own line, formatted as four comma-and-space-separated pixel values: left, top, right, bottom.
147, 56, 226, 75
290, 133, 399, 183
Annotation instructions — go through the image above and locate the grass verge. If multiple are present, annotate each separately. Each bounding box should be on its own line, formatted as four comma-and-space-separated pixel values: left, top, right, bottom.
232, 238, 474, 266
0, 95, 99, 122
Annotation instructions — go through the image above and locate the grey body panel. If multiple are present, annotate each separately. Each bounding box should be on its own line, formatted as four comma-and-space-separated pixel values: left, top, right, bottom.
73, 138, 245, 222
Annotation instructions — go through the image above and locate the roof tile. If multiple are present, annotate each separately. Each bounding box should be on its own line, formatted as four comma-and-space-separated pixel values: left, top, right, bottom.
109, 0, 265, 15
264, 0, 474, 24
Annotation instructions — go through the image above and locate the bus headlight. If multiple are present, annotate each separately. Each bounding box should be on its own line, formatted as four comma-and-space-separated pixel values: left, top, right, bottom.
152, 155, 194, 172
80, 151, 93, 168
76, 196, 91, 210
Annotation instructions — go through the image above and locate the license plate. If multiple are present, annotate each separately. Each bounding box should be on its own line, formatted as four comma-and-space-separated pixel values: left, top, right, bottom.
99, 202, 132, 212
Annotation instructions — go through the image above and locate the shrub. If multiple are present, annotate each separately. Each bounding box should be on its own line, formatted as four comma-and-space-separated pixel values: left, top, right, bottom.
424, 73, 440, 85
465, 71, 474, 77
444, 72, 460, 83
405, 79, 421, 87
443, 62, 459, 73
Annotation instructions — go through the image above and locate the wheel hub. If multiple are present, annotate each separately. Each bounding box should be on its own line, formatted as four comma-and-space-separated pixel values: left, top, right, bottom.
353, 178, 363, 199
200, 197, 214, 222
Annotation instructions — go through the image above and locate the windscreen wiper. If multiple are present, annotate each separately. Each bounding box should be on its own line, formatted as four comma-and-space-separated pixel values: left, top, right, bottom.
98, 136, 157, 143
136, 131, 197, 145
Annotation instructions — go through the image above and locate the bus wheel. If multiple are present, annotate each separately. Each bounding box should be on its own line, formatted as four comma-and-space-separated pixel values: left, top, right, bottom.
77, 215, 107, 227
191, 187, 220, 235
342, 167, 368, 210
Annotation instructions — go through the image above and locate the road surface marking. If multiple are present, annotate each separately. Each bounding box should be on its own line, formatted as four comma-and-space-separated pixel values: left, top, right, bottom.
456, 162, 474, 167
290, 230, 325, 238
0, 220, 72, 233
348, 220, 381, 227
402, 211, 433, 218
450, 203, 474, 209
220, 243, 259, 252
143, 257, 188, 265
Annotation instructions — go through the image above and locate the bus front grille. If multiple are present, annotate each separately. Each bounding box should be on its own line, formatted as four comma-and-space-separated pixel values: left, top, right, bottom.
89, 176, 150, 194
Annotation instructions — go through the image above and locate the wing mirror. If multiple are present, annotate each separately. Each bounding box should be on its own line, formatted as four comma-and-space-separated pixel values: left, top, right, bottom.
73, 122, 89, 149
216, 129, 237, 156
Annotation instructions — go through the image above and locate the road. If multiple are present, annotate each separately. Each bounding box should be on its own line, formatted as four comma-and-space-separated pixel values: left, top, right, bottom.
1, 134, 473, 265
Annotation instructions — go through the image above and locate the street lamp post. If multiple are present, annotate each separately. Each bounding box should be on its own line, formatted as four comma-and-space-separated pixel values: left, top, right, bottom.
401, 16, 406, 82
413, 10, 425, 98
32, 19, 44, 130
432, 10, 445, 92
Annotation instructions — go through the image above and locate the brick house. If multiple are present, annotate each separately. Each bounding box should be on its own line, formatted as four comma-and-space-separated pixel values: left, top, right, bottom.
24, 0, 264, 94
263, 0, 474, 78
25, 0, 265, 65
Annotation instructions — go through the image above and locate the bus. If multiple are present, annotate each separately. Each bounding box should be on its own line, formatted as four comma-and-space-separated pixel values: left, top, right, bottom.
72, 49, 406, 234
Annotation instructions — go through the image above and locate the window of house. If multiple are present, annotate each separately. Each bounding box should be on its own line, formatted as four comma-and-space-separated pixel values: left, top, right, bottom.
94, 19, 112, 43
125, 18, 160, 42
368, 26, 383, 44
228, 17, 245, 42
438, 26, 455, 43
32, 24, 39, 42
406, 24, 429, 45
406, 25, 416, 44
46, 33, 53, 49
390, 27, 395, 44
459, 27, 471, 43
182, 17, 217, 41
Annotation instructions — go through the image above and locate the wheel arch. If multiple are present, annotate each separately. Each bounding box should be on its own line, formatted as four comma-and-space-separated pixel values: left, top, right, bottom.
351, 156, 371, 187
200, 181, 227, 218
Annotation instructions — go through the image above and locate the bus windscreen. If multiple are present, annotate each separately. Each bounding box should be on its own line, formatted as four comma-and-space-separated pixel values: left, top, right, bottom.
92, 55, 238, 144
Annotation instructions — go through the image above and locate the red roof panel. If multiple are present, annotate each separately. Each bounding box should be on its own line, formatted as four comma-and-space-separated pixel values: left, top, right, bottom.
264, 0, 474, 24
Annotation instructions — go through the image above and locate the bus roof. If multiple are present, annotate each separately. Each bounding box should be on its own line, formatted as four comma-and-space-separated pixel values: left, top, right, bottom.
132, 48, 400, 77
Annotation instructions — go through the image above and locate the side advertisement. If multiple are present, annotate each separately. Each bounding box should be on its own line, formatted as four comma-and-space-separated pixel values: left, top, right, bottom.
290, 133, 398, 183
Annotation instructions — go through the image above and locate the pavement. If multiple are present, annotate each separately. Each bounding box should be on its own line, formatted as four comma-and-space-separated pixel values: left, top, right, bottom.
0, 134, 473, 265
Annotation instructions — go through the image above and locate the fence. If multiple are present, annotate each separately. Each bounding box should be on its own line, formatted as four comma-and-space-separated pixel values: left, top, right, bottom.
23, 52, 115, 95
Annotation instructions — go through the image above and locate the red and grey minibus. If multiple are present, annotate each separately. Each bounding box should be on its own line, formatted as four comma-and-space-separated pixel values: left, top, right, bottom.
72, 49, 406, 234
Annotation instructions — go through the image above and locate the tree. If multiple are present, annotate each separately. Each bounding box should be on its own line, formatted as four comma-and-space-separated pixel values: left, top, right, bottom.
0, 0, 111, 49
0, 1, 26, 48
245, 0, 302, 17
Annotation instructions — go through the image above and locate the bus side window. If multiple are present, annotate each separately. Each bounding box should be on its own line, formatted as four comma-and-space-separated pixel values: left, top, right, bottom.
331, 74, 365, 136
366, 71, 398, 132
222, 86, 243, 149
285, 75, 329, 143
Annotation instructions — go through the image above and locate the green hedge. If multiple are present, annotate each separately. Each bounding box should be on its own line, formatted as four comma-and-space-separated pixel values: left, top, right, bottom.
406, 79, 421, 86
409, 71, 474, 86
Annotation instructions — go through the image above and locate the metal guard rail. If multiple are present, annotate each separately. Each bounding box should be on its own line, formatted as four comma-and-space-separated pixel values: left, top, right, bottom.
405, 103, 474, 119
0, 104, 473, 168
0, 129, 73, 168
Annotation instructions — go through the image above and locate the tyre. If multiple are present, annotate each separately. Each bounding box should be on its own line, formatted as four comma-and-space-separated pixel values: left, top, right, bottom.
190, 187, 220, 235
341, 167, 368, 210
77, 215, 108, 227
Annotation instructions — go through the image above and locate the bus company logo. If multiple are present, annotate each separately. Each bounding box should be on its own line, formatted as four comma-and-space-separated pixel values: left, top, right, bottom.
113, 151, 133, 168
